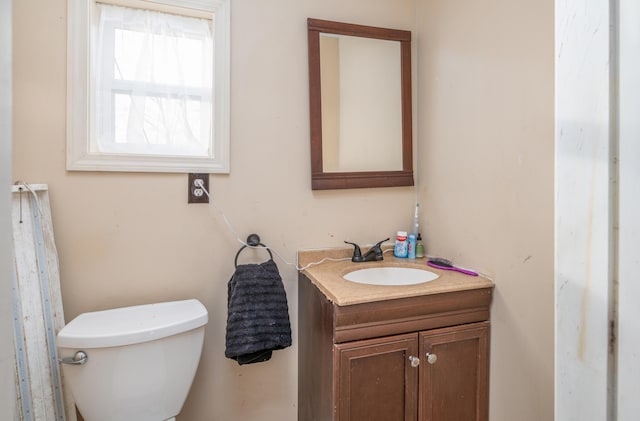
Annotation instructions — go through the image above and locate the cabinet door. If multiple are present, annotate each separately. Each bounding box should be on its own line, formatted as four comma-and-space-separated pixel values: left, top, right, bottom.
419, 322, 489, 421
335, 333, 419, 421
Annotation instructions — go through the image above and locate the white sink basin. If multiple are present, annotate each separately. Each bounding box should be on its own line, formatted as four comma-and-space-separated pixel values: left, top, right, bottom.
343, 267, 439, 286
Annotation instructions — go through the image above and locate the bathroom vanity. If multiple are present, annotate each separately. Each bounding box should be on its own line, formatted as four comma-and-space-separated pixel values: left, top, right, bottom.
298, 249, 494, 421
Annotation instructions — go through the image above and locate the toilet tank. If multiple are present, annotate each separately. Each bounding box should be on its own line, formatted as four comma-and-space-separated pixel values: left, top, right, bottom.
57, 299, 208, 421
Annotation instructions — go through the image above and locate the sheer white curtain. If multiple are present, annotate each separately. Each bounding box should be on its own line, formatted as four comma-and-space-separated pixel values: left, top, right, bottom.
94, 4, 213, 156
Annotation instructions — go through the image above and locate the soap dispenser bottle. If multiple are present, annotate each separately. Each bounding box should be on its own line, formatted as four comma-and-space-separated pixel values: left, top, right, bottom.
415, 233, 424, 258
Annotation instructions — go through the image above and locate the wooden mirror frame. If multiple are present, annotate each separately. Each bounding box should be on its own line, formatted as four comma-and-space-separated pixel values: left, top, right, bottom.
307, 18, 414, 190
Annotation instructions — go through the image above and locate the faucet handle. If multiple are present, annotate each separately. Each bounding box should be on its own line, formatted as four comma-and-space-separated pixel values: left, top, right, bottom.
344, 241, 363, 261
371, 238, 390, 253
375, 238, 390, 247
362, 238, 390, 262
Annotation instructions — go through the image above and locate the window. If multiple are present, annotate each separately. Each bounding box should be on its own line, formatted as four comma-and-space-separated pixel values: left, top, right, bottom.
67, 0, 229, 173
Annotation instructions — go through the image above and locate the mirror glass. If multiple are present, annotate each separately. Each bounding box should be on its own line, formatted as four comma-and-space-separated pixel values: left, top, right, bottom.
308, 18, 413, 190
319, 34, 402, 172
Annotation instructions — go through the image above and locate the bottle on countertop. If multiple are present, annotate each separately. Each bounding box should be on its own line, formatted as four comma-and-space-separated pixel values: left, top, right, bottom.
408, 234, 416, 259
415, 233, 424, 258
394, 231, 408, 258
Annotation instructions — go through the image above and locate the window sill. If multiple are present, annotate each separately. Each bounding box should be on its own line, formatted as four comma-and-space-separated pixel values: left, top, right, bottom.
66, 151, 229, 173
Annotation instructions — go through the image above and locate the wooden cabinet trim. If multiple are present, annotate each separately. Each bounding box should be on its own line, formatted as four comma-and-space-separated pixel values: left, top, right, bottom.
332, 287, 492, 343
333, 288, 492, 326
335, 308, 490, 343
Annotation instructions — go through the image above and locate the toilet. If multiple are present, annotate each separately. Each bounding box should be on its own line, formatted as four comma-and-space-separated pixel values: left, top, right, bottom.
57, 299, 208, 421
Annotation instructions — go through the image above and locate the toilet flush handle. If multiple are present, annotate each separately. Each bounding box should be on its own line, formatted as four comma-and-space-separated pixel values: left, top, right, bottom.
59, 351, 88, 365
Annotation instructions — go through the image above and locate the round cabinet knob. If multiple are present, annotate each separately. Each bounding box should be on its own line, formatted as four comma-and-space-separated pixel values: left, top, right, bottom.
426, 353, 437, 365
409, 355, 420, 368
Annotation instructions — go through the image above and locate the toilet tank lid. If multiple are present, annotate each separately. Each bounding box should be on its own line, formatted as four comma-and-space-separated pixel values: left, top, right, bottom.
57, 299, 208, 349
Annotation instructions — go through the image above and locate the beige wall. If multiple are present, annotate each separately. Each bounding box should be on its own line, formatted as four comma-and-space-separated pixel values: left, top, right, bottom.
12, 0, 417, 420
416, 0, 554, 420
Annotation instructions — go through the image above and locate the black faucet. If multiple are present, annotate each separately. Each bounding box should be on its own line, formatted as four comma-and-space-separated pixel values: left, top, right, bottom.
344, 238, 390, 263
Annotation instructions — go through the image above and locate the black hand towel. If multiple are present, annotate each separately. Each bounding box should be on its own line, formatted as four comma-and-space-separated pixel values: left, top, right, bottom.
225, 259, 292, 365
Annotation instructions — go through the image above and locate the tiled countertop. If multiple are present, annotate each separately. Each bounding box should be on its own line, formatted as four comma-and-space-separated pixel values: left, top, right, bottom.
298, 247, 495, 306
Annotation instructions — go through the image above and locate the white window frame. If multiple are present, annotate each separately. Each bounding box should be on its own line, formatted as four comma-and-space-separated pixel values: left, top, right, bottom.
67, 0, 230, 173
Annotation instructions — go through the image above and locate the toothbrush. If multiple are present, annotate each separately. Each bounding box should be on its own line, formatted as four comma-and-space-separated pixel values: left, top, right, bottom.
427, 257, 478, 276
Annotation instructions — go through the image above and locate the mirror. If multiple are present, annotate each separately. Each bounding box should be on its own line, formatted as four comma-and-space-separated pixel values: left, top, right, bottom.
308, 18, 413, 190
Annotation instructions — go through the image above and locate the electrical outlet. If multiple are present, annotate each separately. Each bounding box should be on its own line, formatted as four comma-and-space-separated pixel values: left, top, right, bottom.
188, 173, 209, 204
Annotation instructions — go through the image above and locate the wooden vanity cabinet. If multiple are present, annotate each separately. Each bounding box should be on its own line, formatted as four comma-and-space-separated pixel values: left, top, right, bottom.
298, 273, 493, 421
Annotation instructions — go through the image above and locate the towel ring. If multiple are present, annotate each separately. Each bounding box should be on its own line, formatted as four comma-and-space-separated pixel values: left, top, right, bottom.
234, 234, 273, 268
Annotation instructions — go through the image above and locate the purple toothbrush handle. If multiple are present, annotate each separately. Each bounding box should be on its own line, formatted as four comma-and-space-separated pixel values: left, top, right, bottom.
427, 262, 479, 276
452, 266, 479, 276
